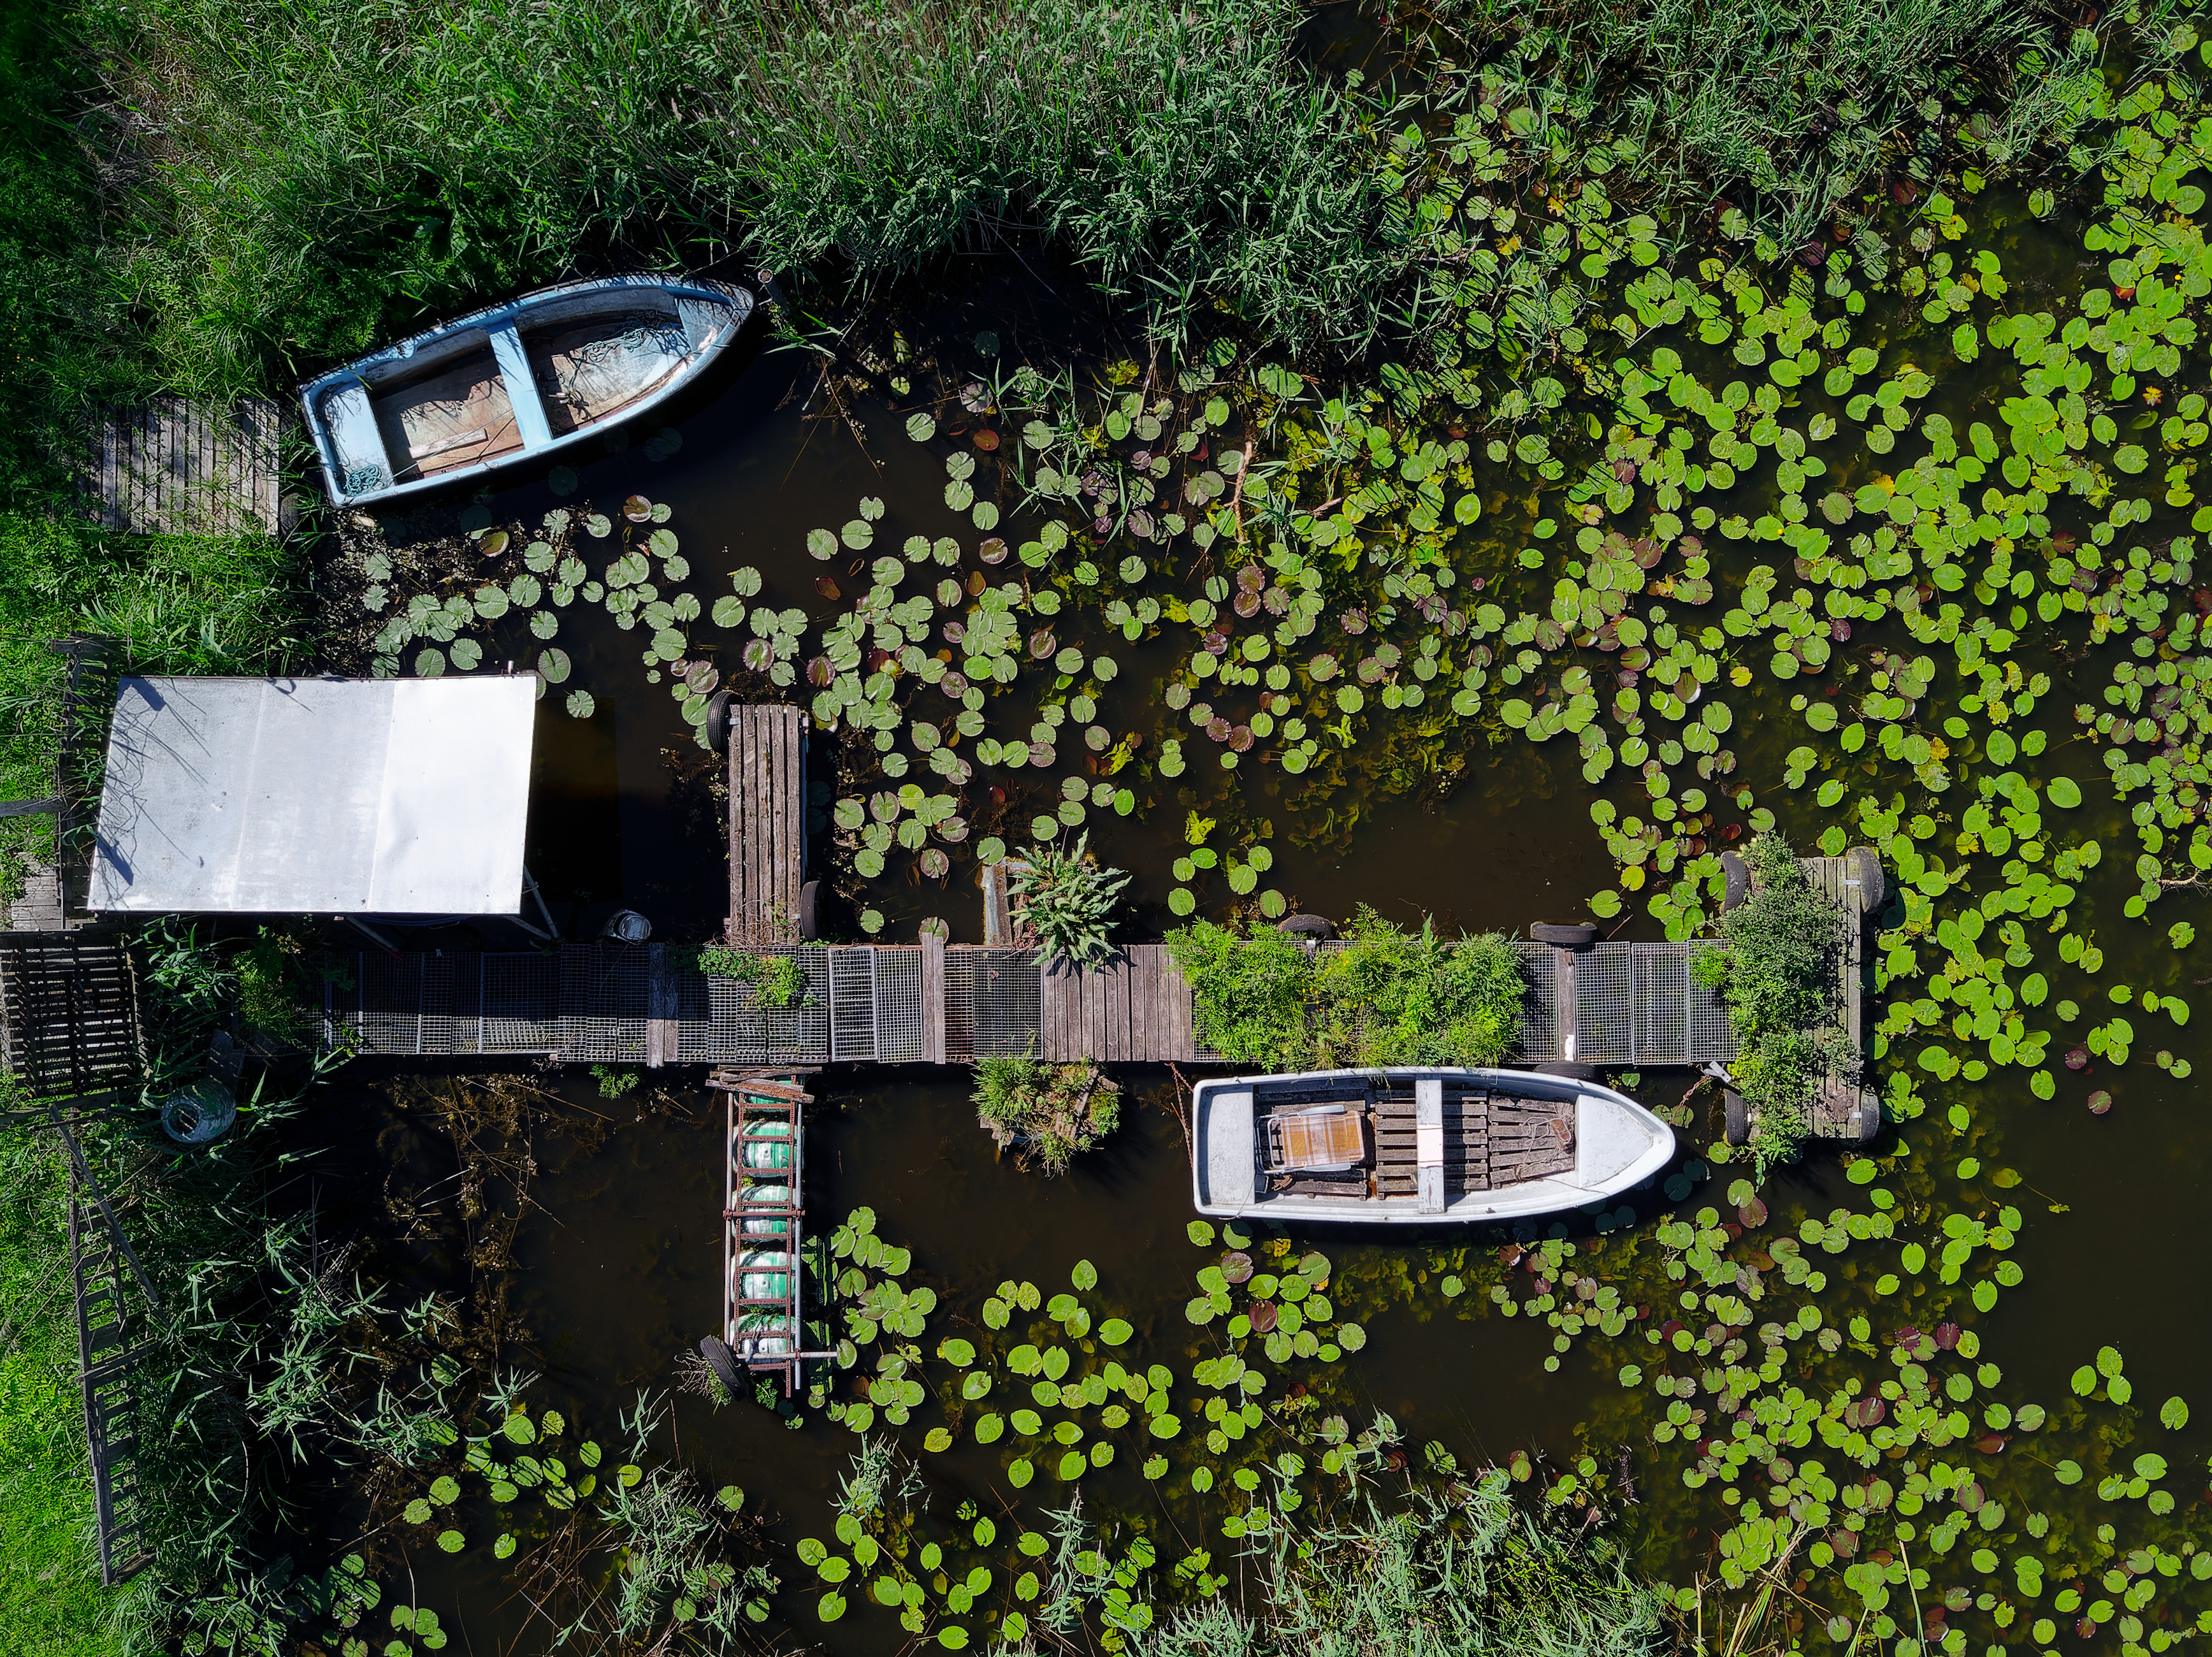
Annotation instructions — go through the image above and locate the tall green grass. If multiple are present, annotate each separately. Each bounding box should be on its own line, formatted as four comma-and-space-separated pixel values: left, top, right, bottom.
0, 515, 304, 901
1428, 0, 2109, 243
110, 0, 1408, 372
0, 1129, 122, 1657
0, 1, 155, 499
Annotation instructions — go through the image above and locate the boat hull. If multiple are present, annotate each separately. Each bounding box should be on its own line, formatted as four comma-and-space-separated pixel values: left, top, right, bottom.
1190, 1066, 1674, 1225
300, 274, 754, 507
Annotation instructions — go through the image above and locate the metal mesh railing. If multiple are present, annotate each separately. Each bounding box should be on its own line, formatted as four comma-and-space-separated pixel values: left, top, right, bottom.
676, 948, 829, 1066
1512, 941, 1561, 1062
1573, 948, 1635, 1064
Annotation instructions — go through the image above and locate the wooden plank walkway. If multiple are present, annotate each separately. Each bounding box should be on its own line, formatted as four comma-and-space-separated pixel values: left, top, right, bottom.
727, 705, 805, 945
1038, 945, 1194, 1062
85, 396, 285, 537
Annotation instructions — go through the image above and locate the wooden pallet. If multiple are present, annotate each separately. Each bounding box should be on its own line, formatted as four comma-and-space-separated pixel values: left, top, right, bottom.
85, 396, 285, 537
726, 706, 805, 946
0, 941, 144, 1101
1036, 944, 1196, 1062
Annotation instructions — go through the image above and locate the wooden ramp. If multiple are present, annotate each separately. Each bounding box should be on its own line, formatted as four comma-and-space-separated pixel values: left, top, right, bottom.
1037, 945, 1196, 1062
726, 705, 805, 945
85, 396, 285, 537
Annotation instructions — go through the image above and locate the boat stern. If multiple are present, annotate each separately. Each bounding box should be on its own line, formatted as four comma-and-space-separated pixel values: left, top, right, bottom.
1191, 1083, 1257, 1215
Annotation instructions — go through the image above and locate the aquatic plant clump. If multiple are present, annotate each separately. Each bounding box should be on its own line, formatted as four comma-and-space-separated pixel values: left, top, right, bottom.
1313, 910, 1526, 1069
1693, 832, 1852, 1168
1125, 1475, 1668, 1657
1009, 833, 1130, 967
972, 1055, 1122, 1176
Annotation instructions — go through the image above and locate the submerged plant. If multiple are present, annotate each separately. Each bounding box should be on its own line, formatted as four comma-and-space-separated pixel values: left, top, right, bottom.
1009, 834, 1129, 967
972, 1054, 1122, 1176
1694, 831, 1851, 1173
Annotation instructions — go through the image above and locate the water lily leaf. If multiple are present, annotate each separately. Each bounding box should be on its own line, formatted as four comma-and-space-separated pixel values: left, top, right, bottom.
565, 690, 596, 719
2046, 777, 2083, 808
1071, 1259, 1098, 1291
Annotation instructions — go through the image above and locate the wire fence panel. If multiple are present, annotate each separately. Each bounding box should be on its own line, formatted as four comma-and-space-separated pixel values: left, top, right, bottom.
677, 947, 828, 1066
1512, 941, 1561, 1062
1573, 947, 1636, 1064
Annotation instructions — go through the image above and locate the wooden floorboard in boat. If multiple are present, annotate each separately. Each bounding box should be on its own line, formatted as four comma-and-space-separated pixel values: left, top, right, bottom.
376, 349, 524, 479
1259, 1087, 1582, 1198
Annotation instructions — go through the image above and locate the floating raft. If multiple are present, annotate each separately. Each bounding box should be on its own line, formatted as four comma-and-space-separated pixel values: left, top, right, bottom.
1719, 847, 1888, 1144
717, 1068, 813, 1394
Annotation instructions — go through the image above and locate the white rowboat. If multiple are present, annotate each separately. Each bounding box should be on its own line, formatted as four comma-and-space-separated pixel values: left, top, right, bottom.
300, 274, 753, 507
1191, 1066, 1673, 1225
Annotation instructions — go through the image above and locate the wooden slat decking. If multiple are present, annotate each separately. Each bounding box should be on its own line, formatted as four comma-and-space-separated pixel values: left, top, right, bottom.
1037, 944, 1194, 1062
727, 705, 804, 945
84, 396, 284, 537
1273, 1085, 1568, 1203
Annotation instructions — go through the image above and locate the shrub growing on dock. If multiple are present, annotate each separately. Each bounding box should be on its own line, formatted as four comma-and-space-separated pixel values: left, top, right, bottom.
1312, 909, 1526, 1070
695, 946, 807, 1008
1693, 831, 1851, 1173
1166, 919, 1315, 1071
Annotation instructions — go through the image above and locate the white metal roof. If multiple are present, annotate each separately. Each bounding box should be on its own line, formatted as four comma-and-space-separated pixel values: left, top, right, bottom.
90, 676, 537, 914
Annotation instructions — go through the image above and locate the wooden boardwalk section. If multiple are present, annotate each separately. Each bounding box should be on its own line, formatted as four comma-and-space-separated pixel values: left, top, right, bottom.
315, 935, 1742, 1071
84, 397, 285, 537
1807, 848, 1885, 1141
1038, 946, 1195, 1062
727, 705, 805, 945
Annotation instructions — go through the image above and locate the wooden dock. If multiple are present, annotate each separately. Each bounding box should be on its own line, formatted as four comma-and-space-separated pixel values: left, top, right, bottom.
315, 934, 1744, 1072
84, 397, 286, 537
1037, 945, 1196, 1062
726, 705, 805, 945
1717, 848, 1886, 1144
